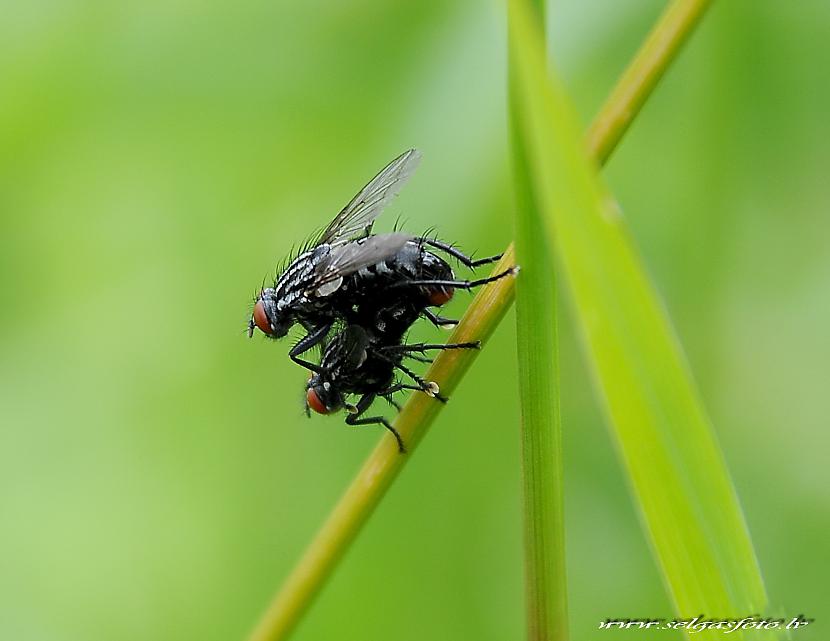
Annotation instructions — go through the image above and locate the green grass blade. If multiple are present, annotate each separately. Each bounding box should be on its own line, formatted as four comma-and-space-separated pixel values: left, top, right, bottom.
509, 1, 569, 640
509, 0, 769, 637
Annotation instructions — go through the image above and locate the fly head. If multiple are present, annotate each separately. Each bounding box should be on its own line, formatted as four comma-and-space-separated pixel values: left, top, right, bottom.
306, 375, 343, 415
250, 289, 293, 338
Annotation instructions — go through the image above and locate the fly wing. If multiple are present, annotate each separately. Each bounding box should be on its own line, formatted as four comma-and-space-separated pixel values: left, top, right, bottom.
311, 232, 413, 294
340, 325, 370, 369
316, 149, 421, 246
322, 325, 369, 371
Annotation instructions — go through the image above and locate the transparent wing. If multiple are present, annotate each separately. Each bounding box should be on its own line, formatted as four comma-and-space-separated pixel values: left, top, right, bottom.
317, 149, 421, 246
312, 233, 413, 290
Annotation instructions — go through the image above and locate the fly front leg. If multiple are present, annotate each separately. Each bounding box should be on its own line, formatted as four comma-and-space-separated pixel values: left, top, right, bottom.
345, 393, 406, 453
422, 238, 503, 268
288, 322, 332, 374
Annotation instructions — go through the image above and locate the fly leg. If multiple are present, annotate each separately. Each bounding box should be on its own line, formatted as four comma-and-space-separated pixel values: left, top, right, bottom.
390, 266, 517, 293
422, 238, 502, 268
288, 322, 332, 373
403, 354, 434, 364
378, 382, 431, 396
422, 308, 458, 328
369, 350, 447, 402
392, 361, 448, 403
381, 394, 403, 412
345, 393, 406, 453
379, 383, 431, 412
383, 341, 481, 354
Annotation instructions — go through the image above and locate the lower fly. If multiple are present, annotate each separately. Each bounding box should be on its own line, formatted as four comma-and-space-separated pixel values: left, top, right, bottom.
304, 324, 480, 452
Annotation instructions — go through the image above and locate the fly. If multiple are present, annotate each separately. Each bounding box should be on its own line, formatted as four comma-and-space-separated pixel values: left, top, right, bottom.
248, 149, 515, 372
304, 324, 480, 452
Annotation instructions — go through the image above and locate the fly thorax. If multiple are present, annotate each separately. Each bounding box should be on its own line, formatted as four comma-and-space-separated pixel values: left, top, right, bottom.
421, 251, 453, 279
275, 247, 324, 294
276, 291, 297, 311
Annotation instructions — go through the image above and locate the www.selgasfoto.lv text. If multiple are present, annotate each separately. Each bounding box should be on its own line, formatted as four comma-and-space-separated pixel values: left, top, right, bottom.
599, 614, 812, 633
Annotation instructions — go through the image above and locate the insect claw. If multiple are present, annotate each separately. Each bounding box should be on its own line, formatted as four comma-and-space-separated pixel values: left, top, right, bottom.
425, 381, 440, 397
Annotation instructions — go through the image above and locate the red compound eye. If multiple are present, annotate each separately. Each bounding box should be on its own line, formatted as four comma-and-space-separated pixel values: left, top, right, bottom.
306, 388, 330, 415
252, 300, 272, 335
428, 288, 453, 306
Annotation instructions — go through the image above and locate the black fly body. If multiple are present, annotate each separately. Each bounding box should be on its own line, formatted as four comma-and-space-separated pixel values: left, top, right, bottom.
247, 149, 516, 372
304, 324, 480, 453
247, 149, 519, 452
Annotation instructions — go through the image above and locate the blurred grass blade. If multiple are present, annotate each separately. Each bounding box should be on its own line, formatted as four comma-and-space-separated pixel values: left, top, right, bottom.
509, 0, 769, 637
509, 0, 569, 639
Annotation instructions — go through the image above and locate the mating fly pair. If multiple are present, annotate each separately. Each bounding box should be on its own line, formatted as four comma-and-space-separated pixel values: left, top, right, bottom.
248, 149, 516, 451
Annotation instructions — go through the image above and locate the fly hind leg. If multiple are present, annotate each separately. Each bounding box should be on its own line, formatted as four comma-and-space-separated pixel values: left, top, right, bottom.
390, 266, 517, 294
402, 354, 434, 364
381, 394, 403, 412
392, 361, 448, 403
379, 382, 431, 397
383, 341, 481, 354
423, 308, 458, 328
370, 350, 448, 402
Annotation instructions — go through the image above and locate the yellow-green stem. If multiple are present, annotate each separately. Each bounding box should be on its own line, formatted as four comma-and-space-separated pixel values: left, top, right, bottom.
246, 1, 712, 639
586, 0, 713, 166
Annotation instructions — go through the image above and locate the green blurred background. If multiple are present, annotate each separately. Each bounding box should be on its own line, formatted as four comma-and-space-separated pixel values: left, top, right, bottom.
1, 1, 827, 639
